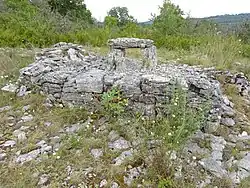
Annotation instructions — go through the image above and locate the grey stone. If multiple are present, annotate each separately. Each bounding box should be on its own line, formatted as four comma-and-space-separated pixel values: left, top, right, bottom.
113, 150, 133, 165
199, 158, 228, 178
21, 114, 33, 122
229, 172, 241, 184
99, 179, 108, 187
108, 131, 120, 142
183, 142, 210, 156
170, 150, 177, 160
65, 123, 87, 134
238, 168, 250, 181
44, 122, 52, 127
16, 149, 40, 164
1, 83, 18, 93
38, 174, 50, 186
0, 153, 7, 161
205, 122, 220, 134
221, 104, 235, 117
237, 153, 250, 172
221, 118, 235, 127
41, 145, 52, 153
0, 140, 16, 149
108, 38, 154, 49
75, 69, 105, 93
124, 166, 145, 186
36, 140, 46, 147
0, 106, 11, 113
222, 95, 230, 106
17, 85, 27, 97
108, 138, 131, 151
90, 149, 103, 159
22, 105, 30, 112
111, 182, 119, 188
13, 130, 27, 142
240, 131, 248, 137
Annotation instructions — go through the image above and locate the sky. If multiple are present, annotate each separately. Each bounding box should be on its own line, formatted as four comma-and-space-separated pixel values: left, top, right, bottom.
84, 0, 250, 22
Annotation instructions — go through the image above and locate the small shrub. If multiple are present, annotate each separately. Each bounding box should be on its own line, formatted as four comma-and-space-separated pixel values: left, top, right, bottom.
101, 87, 128, 118
158, 178, 175, 188
242, 44, 250, 58
149, 83, 210, 149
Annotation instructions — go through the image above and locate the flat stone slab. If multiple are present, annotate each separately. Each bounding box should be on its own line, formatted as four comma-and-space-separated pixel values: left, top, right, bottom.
108, 38, 154, 49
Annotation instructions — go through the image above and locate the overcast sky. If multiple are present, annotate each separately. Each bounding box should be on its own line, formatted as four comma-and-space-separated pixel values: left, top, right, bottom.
85, 0, 250, 22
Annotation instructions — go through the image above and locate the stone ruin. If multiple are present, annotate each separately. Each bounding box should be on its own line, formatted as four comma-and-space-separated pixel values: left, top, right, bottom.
17, 38, 249, 120
12, 38, 250, 186
108, 38, 157, 71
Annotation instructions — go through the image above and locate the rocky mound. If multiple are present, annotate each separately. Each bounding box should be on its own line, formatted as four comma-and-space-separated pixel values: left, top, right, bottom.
1, 39, 250, 187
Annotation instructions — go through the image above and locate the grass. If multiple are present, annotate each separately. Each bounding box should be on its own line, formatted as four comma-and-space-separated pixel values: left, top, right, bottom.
1, 41, 250, 187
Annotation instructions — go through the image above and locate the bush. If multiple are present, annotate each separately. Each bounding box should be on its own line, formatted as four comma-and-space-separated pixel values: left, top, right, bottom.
242, 44, 250, 58
101, 87, 128, 118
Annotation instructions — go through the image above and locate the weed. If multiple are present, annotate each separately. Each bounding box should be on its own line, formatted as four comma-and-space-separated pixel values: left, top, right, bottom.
101, 87, 128, 118
150, 83, 210, 149
240, 176, 250, 188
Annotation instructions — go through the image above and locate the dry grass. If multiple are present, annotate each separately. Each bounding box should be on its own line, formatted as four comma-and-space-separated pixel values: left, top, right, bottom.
1, 44, 250, 187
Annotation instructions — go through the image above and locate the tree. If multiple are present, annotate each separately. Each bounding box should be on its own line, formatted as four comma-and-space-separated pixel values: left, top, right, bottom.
237, 21, 250, 43
152, 0, 187, 36
107, 6, 135, 27
104, 16, 118, 28
47, 0, 93, 23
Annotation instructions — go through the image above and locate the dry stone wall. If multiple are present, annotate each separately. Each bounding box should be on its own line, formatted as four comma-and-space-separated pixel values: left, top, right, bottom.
2, 38, 250, 186
18, 41, 223, 119
108, 38, 157, 70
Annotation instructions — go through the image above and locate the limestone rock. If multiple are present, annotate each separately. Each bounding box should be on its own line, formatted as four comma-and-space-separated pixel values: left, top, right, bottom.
113, 150, 133, 165
1, 83, 18, 93
17, 85, 27, 97
90, 149, 103, 159
0, 140, 16, 149
21, 114, 34, 123
16, 149, 40, 164
0, 153, 7, 161
199, 158, 228, 178
221, 118, 235, 127
0, 106, 12, 113
38, 174, 50, 186
108, 138, 131, 151
13, 130, 27, 142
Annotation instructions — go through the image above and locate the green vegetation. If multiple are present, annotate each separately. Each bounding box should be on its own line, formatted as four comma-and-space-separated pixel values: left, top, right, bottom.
0, 48, 208, 187
0, 0, 250, 58
101, 87, 128, 118
1, 0, 250, 187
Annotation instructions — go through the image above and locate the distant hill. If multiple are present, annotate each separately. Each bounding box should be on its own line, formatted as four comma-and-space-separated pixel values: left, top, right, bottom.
140, 13, 250, 26
193, 13, 250, 26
